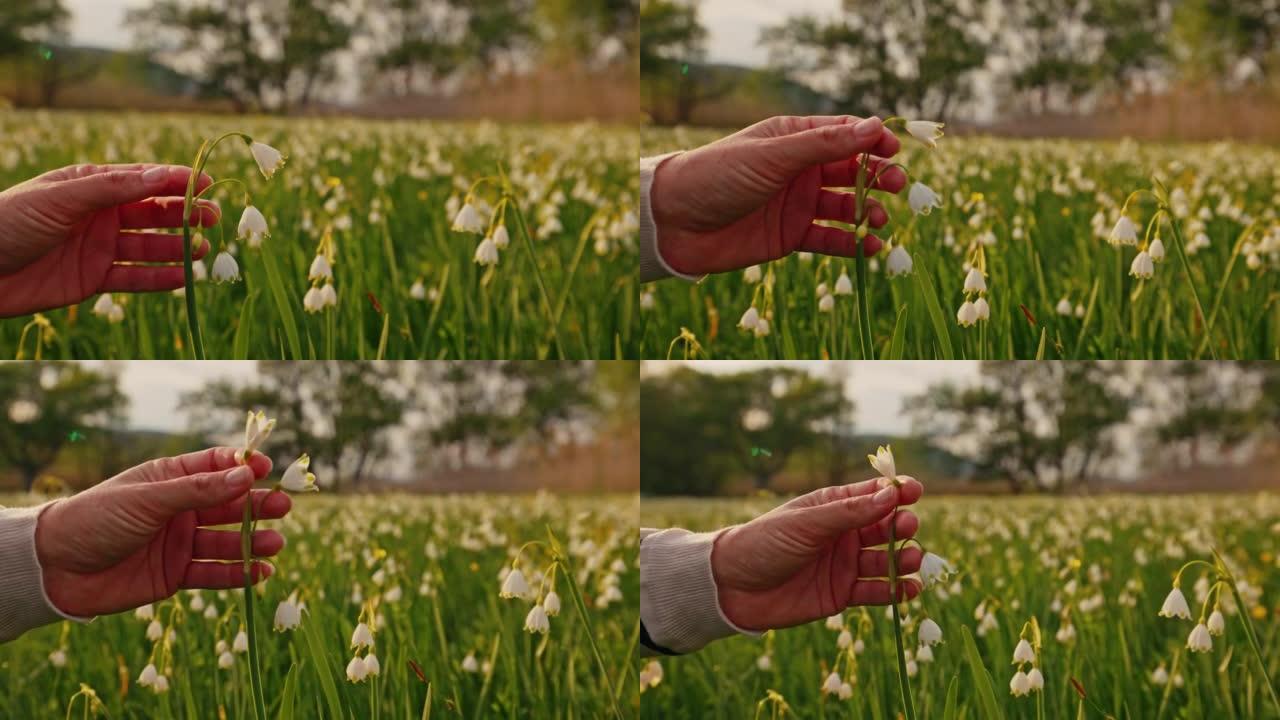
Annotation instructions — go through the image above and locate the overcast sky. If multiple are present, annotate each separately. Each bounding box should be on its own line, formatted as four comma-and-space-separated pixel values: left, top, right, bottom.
700, 0, 841, 67
65, 0, 139, 49
641, 361, 979, 435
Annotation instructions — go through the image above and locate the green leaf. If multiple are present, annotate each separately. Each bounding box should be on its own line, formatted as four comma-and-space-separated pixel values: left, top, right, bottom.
259, 249, 302, 359
961, 625, 1005, 720
278, 661, 298, 720
301, 618, 345, 720
913, 259, 955, 359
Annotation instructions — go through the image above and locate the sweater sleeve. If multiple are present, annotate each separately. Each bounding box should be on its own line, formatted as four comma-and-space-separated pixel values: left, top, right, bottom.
639, 527, 760, 656
0, 502, 91, 643
639, 153, 703, 283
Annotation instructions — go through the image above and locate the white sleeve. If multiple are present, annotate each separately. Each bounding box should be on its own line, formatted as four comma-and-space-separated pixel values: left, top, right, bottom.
639, 153, 702, 283
0, 502, 91, 643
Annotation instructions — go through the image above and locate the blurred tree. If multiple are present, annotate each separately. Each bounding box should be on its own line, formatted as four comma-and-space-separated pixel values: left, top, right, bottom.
0, 363, 124, 491
0, 0, 66, 60
1172, 0, 1280, 86
536, 0, 638, 64
911, 362, 1131, 493
640, 0, 731, 124
762, 0, 987, 120
640, 367, 737, 495
182, 362, 406, 489
1142, 362, 1257, 467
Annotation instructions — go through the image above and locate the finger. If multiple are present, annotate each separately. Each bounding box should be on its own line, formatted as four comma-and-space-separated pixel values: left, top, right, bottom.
196, 489, 293, 527
118, 197, 220, 229
815, 192, 888, 229
57, 165, 213, 213
101, 265, 188, 293
149, 465, 256, 514
752, 116, 901, 158
799, 484, 900, 537
857, 546, 924, 578
192, 528, 286, 561
182, 560, 274, 590
115, 232, 210, 263
148, 447, 272, 483
848, 577, 923, 606
859, 510, 920, 547
799, 225, 882, 258
820, 156, 907, 193
759, 116, 888, 177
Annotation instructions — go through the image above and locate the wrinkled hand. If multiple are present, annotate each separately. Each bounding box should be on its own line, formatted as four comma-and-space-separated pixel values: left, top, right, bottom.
711, 476, 923, 631
35, 447, 291, 618
0, 163, 220, 317
650, 115, 907, 276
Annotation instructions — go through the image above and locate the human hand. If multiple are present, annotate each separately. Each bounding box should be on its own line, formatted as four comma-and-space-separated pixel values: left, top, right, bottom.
650, 115, 907, 276
0, 163, 220, 318
711, 476, 923, 631
35, 447, 291, 618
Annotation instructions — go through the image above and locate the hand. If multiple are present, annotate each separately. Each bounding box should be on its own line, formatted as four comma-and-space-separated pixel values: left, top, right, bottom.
711, 476, 923, 631
0, 163, 221, 318
35, 447, 291, 618
651, 115, 907, 276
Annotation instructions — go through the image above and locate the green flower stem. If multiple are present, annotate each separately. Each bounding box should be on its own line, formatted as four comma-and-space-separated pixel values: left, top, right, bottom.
548, 530, 623, 720
240, 492, 267, 720
1213, 551, 1280, 717
886, 507, 916, 720
852, 151, 876, 359
499, 169, 566, 359
1163, 211, 1213, 359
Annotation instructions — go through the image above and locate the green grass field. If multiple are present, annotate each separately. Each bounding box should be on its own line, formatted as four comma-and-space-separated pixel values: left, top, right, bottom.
0, 111, 639, 359
1, 493, 639, 719
640, 130, 1280, 360
640, 493, 1280, 719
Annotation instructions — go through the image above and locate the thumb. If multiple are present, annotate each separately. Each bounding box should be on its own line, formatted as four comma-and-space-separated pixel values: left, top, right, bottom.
58, 166, 182, 213
148, 465, 255, 514
799, 484, 898, 538
759, 116, 885, 176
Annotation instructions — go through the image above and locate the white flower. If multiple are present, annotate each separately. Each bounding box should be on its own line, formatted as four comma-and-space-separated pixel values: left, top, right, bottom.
351, 622, 375, 649
757, 654, 772, 671
49, 649, 67, 667
1027, 667, 1044, 691
135, 604, 154, 621
867, 445, 897, 484
1187, 622, 1212, 652
543, 591, 561, 617
1159, 587, 1191, 619
452, 202, 485, 234
905, 120, 945, 149
973, 296, 990, 321
920, 553, 953, 586
237, 206, 269, 247
146, 620, 163, 641
319, 282, 337, 310
233, 630, 249, 654
217, 651, 235, 669
304, 286, 324, 313
410, 280, 426, 300
92, 294, 116, 318
461, 653, 480, 673
818, 293, 835, 313
738, 306, 760, 331
474, 237, 499, 266
886, 245, 914, 276
743, 265, 762, 283
1150, 664, 1169, 685
211, 252, 240, 283
822, 671, 842, 695
500, 568, 531, 599
834, 272, 853, 295
152, 675, 170, 693
524, 604, 551, 634
1109, 216, 1138, 246
249, 141, 286, 179
916, 644, 934, 662
364, 653, 381, 677
138, 663, 159, 687
1056, 298, 1073, 316
957, 300, 978, 327
1207, 609, 1225, 636
963, 267, 987, 293
1149, 238, 1166, 261
908, 182, 942, 215
837, 628, 853, 648
1010, 670, 1031, 696
346, 655, 369, 682
640, 659, 664, 690
491, 225, 510, 249
308, 255, 333, 282
238, 411, 275, 462
1130, 250, 1154, 279
919, 618, 943, 646
281, 454, 318, 493
274, 593, 303, 631
1012, 638, 1036, 664
838, 681, 854, 699
753, 317, 771, 337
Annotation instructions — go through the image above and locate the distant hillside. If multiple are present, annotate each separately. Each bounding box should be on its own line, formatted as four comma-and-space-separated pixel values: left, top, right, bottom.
645, 61, 840, 126
0, 44, 225, 110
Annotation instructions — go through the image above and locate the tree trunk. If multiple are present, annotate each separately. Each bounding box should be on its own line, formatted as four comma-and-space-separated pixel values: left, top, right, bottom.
21, 466, 39, 493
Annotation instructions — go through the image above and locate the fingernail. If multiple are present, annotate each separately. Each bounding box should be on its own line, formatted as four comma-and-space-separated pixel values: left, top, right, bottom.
855, 116, 883, 139
141, 166, 169, 187
227, 465, 253, 487
873, 486, 897, 505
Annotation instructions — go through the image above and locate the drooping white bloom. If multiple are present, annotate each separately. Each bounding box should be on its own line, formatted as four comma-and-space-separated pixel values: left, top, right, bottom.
138, 663, 159, 687
491, 225, 510, 249
754, 317, 771, 337
837, 628, 853, 649
1027, 667, 1044, 691
1012, 638, 1036, 664
281, 454, 318, 493
908, 182, 942, 215
757, 654, 772, 671
1056, 298, 1073, 316
743, 265, 762, 283
868, 445, 897, 484
640, 659, 664, 690
233, 630, 249, 654
1159, 587, 1191, 619
919, 618, 943, 646
409, 280, 427, 300
92, 294, 116, 318
1109, 216, 1138, 246
818, 293, 835, 313
500, 568, 531, 599
237, 206, 269, 247
474, 237, 499, 266
1149, 238, 1166, 261
1130, 250, 1155, 279
973, 296, 990, 321
543, 591, 561, 617
822, 671, 842, 695
303, 286, 324, 313
1010, 670, 1032, 696
49, 649, 67, 667
351, 622, 375, 649
1187, 622, 1212, 652
886, 245, 914, 276
452, 202, 485, 234
346, 655, 369, 683
363, 653, 381, 677
834, 272, 853, 295
461, 653, 480, 673
524, 604, 550, 634
920, 553, 954, 586
248, 141, 286, 179
211, 252, 240, 283
905, 120, 945, 149
963, 267, 987, 293
738, 306, 760, 331
1150, 664, 1169, 685
146, 620, 163, 642
274, 593, 303, 631
838, 681, 854, 699
916, 644, 934, 663
957, 300, 978, 327
217, 651, 235, 669
308, 255, 333, 282
318, 283, 337, 310
152, 674, 170, 693
136, 605, 155, 621
1207, 609, 1225, 636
